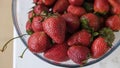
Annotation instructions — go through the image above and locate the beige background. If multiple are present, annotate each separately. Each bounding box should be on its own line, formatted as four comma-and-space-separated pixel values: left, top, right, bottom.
0, 0, 13, 68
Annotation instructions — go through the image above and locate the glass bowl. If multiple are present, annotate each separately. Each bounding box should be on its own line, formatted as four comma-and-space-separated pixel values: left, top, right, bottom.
12, 0, 120, 67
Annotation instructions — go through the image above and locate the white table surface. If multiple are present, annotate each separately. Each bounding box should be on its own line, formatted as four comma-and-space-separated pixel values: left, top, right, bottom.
13, 28, 120, 68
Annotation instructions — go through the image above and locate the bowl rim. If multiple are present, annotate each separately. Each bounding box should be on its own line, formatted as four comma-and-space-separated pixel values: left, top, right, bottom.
12, 0, 120, 67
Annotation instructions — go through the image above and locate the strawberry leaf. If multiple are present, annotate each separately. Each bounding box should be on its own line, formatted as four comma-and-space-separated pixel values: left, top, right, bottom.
83, 2, 93, 12
80, 17, 89, 29
26, 30, 34, 35
99, 28, 115, 46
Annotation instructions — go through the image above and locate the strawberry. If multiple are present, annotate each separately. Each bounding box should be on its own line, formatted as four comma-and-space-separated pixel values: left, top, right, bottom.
106, 15, 120, 31
28, 32, 51, 53
92, 28, 115, 58
91, 37, 110, 58
67, 45, 90, 64
108, 0, 120, 7
99, 28, 115, 45
94, 0, 109, 14
33, 0, 39, 4
37, 0, 43, 5
67, 29, 92, 47
43, 16, 66, 44
53, 0, 69, 13
108, 0, 120, 15
32, 16, 43, 32
28, 10, 35, 20
26, 21, 34, 35
42, 0, 55, 6
68, 0, 84, 6
44, 43, 69, 62
67, 5, 86, 17
33, 4, 48, 15
112, 6, 120, 15
80, 13, 100, 31
62, 13, 80, 33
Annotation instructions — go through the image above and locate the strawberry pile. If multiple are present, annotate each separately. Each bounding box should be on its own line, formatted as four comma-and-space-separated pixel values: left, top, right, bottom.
25, 0, 120, 65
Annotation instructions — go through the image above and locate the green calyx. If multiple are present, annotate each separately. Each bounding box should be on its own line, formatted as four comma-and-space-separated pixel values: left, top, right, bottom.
99, 28, 115, 47
80, 17, 99, 43
94, 12, 107, 17
80, 17, 95, 32
26, 30, 34, 35
29, 18, 33, 23
41, 11, 48, 16
83, 2, 93, 12
80, 17, 89, 29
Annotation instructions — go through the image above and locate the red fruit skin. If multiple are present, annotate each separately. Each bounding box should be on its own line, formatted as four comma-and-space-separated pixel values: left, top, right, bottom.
33, 0, 39, 3
108, 0, 120, 7
81, 13, 100, 31
67, 29, 91, 47
32, 16, 43, 32
91, 37, 110, 58
42, 0, 55, 6
67, 46, 90, 64
112, 7, 120, 15
37, 0, 43, 4
53, 0, 69, 13
28, 32, 51, 53
28, 10, 35, 19
108, 0, 120, 15
43, 16, 66, 44
44, 43, 69, 62
62, 13, 80, 33
33, 4, 48, 15
69, 0, 84, 6
106, 15, 120, 31
94, 0, 109, 13
26, 21, 33, 31
67, 5, 86, 17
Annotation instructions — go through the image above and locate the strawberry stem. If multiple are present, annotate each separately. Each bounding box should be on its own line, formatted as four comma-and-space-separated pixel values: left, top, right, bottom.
0, 34, 28, 52
19, 47, 28, 58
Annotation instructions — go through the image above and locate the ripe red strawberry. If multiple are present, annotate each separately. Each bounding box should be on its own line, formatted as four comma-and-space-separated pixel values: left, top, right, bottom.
67, 29, 91, 47
106, 15, 120, 31
44, 43, 69, 62
33, 4, 48, 15
62, 13, 80, 33
43, 16, 66, 44
91, 37, 110, 58
28, 10, 35, 19
112, 6, 120, 15
69, 0, 84, 6
37, 0, 43, 4
80, 13, 100, 31
108, 0, 120, 15
53, 0, 69, 13
43, 0, 55, 6
28, 32, 51, 53
32, 16, 43, 32
92, 27, 115, 58
67, 45, 90, 64
94, 0, 109, 14
26, 21, 34, 35
67, 5, 86, 17
108, 0, 120, 7
33, 0, 39, 4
